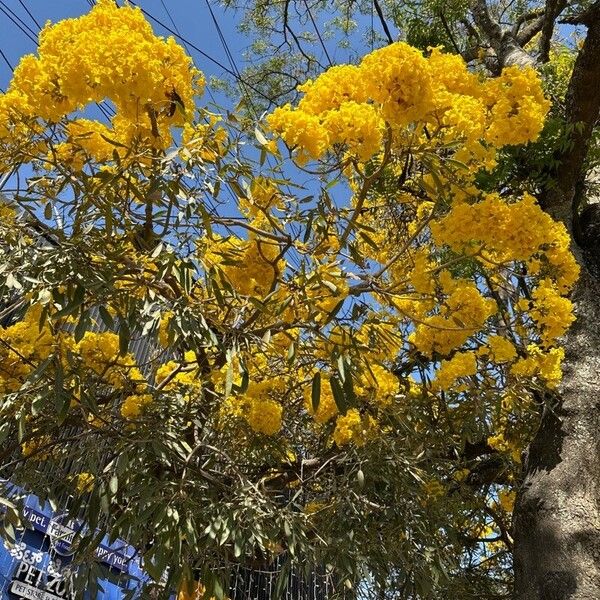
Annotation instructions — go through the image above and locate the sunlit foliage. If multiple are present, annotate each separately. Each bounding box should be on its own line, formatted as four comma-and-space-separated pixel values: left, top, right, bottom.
0, 1, 576, 597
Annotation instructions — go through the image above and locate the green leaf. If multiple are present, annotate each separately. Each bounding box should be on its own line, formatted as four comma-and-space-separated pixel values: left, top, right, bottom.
118, 323, 130, 356
359, 230, 379, 250
17, 412, 26, 443
0, 423, 11, 445
98, 305, 115, 330
330, 376, 347, 415
303, 211, 314, 243
337, 354, 346, 383
202, 570, 225, 600
74, 309, 91, 342
255, 127, 269, 146
239, 368, 249, 394
286, 341, 296, 363
225, 358, 234, 398
53, 285, 85, 319
342, 360, 356, 407
311, 372, 321, 413
323, 297, 345, 325
100, 133, 129, 149
198, 203, 213, 237
357, 469, 365, 489
274, 560, 290, 600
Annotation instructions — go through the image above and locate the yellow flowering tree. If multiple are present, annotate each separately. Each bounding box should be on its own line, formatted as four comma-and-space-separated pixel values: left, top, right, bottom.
0, 1, 583, 598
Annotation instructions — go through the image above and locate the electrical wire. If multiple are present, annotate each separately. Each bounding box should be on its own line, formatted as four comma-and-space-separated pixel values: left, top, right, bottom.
0, 0, 38, 41
201, 0, 264, 122
127, 0, 273, 104
0, 1, 37, 44
6, 1, 115, 122
305, 0, 333, 66
0, 47, 14, 73
157, 0, 222, 109
17, 0, 41, 31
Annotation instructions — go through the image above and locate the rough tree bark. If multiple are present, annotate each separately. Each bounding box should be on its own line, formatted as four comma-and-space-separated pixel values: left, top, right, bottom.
470, 0, 537, 68
513, 6, 600, 599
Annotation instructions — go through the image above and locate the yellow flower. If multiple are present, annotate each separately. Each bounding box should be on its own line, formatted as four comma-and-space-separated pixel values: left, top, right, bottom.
487, 336, 517, 363
1, 0, 200, 149
246, 398, 283, 436
333, 409, 376, 447
497, 489, 516, 513
121, 393, 153, 419
74, 472, 95, 492
433, 351, 477, 391
242, 380, 284, 435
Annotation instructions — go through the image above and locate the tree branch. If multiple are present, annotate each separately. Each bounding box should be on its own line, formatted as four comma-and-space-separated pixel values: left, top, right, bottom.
470, 0, 536, 68
542, 1, 600, 222
373, 0, 394, 44
538, 0, 569, 63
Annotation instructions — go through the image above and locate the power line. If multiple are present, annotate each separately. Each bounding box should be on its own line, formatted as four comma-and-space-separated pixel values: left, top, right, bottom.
201, 0, 264, 120
7, 1, 115, 122
126, 0, 273, 104
305, 1, 333, 66
0, 47, 14, 73
0, 0, 38, 41
0, 1, 38, 44
203, 0, 243, 81
156, 0, 221, 108
17, 0, 41, 31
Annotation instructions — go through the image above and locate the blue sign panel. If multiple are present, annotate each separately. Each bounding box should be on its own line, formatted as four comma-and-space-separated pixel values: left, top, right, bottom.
0, 493, 160, 599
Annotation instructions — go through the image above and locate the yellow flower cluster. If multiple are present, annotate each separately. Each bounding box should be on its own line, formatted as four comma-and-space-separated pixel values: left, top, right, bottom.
0, 0, 200, 148
74, 472, 95, 493
242, 380, 284, 435
322, 102, 384, 161
410, 283, 497, 357
0, 305, 54, 393
529, 279, 576, 344
239, 177, 283, 219
267, 42, 549, 164
247, 397, 283, 436
53, 119, 122, 170
121, 393, 153, 419
266, 106, 330, 162
360, 43, 434, 127
421, 478, 446, 501
304, 263, 349, 317
487, 431, 522, 463
77, 331, 145, 390
433, 351, 477, 391
21, 437, 50, 460
304, 377, 338, 424
200, 234, 283, 298
485, 336, 517, 364
497, 489, 516, 513
484, 66, 550, 146
333, 409, 372, 447
155, 351, 202, 394
356, 364, 398, 405
510, 345, 564, 389
431, 193, 566, 263
295, 65, 368, 113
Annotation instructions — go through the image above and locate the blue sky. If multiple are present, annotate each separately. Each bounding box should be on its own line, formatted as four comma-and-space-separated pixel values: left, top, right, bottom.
0, 0, 249, 104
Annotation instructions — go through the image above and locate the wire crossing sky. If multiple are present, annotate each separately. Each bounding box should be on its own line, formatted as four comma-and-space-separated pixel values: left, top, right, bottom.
0, 0, 255, 108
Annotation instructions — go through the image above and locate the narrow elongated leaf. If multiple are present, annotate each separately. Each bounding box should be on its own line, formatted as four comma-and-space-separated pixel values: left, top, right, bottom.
330, 376, 347, 415
311, 372, 321, 413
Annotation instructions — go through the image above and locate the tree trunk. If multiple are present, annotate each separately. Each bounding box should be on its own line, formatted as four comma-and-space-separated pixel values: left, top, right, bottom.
513, 267, 600, 600
513, 8, 600, 598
